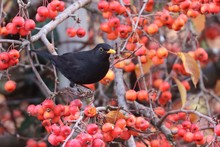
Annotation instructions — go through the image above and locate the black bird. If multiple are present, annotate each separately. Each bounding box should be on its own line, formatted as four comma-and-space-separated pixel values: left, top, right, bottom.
33, 43, 116, 85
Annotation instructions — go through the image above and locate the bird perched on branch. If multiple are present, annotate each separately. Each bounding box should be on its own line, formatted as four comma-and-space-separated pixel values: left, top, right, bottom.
32, 43, 115, 85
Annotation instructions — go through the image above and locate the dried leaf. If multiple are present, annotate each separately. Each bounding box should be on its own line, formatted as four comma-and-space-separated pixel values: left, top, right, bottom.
105, 110, 125, 123
192, 14, 206, 34
177, 52, 200, 87
173, 77, 187, 108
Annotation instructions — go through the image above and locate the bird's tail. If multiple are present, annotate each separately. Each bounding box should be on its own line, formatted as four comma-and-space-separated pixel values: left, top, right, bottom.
31, 50, 53, 60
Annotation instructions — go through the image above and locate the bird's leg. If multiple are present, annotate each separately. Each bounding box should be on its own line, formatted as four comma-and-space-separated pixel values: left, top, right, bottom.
69, 82, 95, 98
77, 84, 95, 96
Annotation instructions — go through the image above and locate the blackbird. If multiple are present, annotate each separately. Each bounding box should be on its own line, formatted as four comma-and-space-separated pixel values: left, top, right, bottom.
33, 43, 116, 85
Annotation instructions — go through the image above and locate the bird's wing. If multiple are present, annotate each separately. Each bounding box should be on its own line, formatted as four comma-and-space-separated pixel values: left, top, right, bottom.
50, 53, 87, 83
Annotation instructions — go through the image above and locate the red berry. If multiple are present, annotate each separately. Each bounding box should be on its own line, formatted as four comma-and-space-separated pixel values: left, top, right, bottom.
0, 52, 10, 63
26, 139, 38, 147
76, 28, 86, 38
193, 131, 204, 142
54, 104, 64, 116
19, 27, 30, 36
66, 27, 76, 37
70, 99, 83, 108
92, 138, 105, 147
160, 91, 172, 101
37, 6, 49, 17
111, 126, 122, 138
178, 128, 186, 137
190, 123, 199, 133
24, 19, 36, 31
215, 124, 220, 136
103, 132, 114, 142
6, 23, 19, 35
42, 99, 55, 110
27, 104, 36, 116
159, 81, 170, 92
60, 125, 71, 137
109, 17, 120, 28
35, 14, 47, 22
66, 139, 82, 147
8, 59, 19, 67
4, 80, 16, 92
69, 105, 79, 115
150, 140, 160, 147
9, 49, 20, 60
37, 141, 47, 147
135, 117, 150, 131
51, 124, 60, 135
50, 0, 62, 11
86, 123, 99, 135
12, 16, 25, 28
100, 22, 112, 33
183, 132, 194, 142
79, 133, 93, 146
48, 134, 59, 146
98, 1, 109, 12
57, 1, 65, 12
126, 115, 136, 127
109, 1, 120, 13
182, 120, 191, 129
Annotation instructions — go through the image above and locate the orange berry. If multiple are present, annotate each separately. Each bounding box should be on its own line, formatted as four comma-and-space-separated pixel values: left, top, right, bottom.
153, 79, 163, 88
156, 47, 168, 58
124, 61, 135, 72
126, 42, 136, 51
147, 50, 156, 59
102, 123, 114, 132
114, 59, 125, 69
137, 90, 149, 101
152, 56, 164, 65
144, 23, 158, 35
125, 90, 137, 101
100, 70, 115, 85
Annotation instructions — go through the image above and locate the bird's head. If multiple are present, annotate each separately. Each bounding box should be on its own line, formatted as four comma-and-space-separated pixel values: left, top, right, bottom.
94, 43, 116, 57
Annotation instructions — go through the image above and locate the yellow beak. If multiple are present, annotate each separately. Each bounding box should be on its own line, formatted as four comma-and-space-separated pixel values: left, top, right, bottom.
107, 49, 116, 54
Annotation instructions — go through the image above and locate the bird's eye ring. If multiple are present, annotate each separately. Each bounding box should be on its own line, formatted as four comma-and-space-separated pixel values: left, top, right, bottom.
99, 48, 104, 52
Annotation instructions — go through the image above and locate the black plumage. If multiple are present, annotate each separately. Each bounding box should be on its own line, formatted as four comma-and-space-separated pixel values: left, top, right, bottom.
33, 43, 115, 84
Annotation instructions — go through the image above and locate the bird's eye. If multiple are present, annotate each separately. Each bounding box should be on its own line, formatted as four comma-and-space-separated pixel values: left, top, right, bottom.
99, 48, 104, 52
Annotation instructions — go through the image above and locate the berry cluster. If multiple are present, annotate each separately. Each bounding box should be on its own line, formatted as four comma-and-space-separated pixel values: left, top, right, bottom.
66, 124, 105, 146
27, 99, 101, 146
176, 120, 206, 145
27, 99, 82, 124
0, 17, 36, 36
0, 49, 20, 70
36, 0, 65, 22
66, 27, 86, 38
